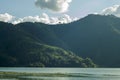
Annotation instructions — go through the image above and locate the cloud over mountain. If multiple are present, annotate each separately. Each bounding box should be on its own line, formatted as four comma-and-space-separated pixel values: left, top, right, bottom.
0, 13, 14, 22
101, 5, 120, 17
0, 13, 77, 24
13, 13, 78, 24
35, 0, 72, 13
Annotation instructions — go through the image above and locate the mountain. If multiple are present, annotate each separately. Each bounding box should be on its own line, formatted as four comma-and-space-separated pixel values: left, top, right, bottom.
51, 14, 120, 67
56, 14, 120, 67
1, 14, 120, 67
0, 22, 96, 67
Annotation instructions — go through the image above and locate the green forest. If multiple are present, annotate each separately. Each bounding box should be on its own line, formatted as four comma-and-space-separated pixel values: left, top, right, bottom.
1, 14, 120, 67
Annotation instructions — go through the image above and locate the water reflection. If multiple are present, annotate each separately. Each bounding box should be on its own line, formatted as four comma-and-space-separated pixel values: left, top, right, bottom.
1, 75, 120, 80
1, 68, 120, 80
20, 77, 73, 80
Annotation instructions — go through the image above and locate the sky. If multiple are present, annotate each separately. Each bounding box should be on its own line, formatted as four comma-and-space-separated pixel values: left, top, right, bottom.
0, 0, 120, 24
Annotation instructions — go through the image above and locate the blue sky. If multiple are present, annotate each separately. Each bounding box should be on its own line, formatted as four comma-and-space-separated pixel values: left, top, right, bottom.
0, 0, 120, 24
0, 0, 120, 18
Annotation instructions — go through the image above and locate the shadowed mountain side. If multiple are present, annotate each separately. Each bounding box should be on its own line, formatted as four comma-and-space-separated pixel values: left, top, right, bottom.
0, 22, 96, 67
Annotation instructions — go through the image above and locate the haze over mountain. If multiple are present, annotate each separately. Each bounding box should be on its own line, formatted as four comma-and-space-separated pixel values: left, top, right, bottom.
0, 14, 120, 67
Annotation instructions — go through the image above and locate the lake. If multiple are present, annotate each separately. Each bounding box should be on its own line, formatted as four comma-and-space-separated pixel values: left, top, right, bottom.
0, 68, 120, 80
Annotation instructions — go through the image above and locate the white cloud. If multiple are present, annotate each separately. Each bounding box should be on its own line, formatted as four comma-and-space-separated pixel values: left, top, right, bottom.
0, 13, 14, 22
13, 13, 78, 24
35, 0, 72, 13
13, 13, 50, 24
101, 5, 120, 17
0, 13, 78, 24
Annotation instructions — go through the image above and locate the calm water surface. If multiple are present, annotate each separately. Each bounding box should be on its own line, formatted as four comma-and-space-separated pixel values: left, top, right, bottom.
0, 68, 120, 80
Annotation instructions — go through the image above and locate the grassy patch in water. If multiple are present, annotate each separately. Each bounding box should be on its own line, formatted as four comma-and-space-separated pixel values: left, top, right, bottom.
0, 71, 92, 78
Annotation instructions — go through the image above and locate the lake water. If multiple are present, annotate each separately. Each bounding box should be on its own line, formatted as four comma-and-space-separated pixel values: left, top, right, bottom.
0, 68, 120, 80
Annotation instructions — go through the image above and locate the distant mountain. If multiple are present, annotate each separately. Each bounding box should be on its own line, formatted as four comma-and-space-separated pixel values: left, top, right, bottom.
0, 22, 96, 67
58, 14, 120, 67
52, 14, 120, 67
1, 14, 120, 67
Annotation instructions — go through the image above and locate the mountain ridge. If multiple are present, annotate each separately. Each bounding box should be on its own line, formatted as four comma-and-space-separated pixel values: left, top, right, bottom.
0, 21, 96, 67
1, 14, 120, 67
